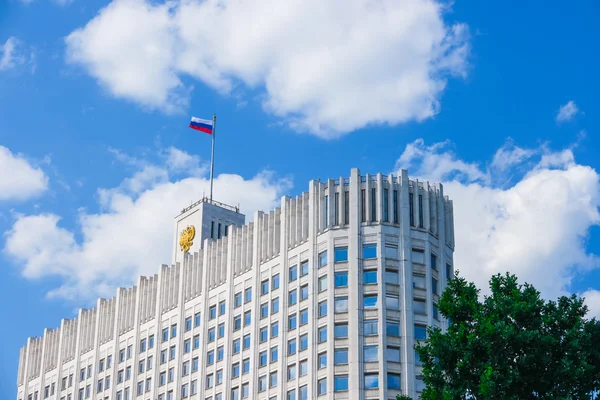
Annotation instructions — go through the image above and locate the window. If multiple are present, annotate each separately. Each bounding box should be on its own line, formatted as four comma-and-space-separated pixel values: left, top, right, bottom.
181, 382, 189, 397
218, 322, 225, 338
243, 334, 251, 349
193, 334, 200, 349
219, 300, 226, 315
184, 339, 191, 353
243, 358, 250, 374
433, 304, 439, 320
418, 194, 424, 228
416, 376, 426, 392
260, 326, 269, 342
232, 363, 240, 378
431, 253, 437, 271
171, 324, 177, 338
300, 285, 309, 301
207, 350, 214, 365
271, 322, 279, 338
334, 247, 348, 262
365, 373, 379, 389
386, 269, 399, 284
208, 327, 216, 342
334, 296, 348, 313
334, 348, 348, 365
259, 351, 268, 367
233, 338, 241, 354
318, 378, 327, 395
387, 320, 400, 337
300, 308, 309, 325
334, 375, 349, 392
414, 299, 426, 314
160, 349, 167, 364
217, 346, 224, 361
288, 389, 296, 400
415, 324, 427, 340
244, 287, 252, 303
289, 289, 297, 305
234, 292, 242, 308
209, 305, 217, 320
300, 260, 309, 276
288, 339, 297, 355
415, 349, 422, 365
388, 346, 401, 363
271, 371, 279, 387
185, 317, 192, 331
190, 379, 197, 395
318, 275, 328, 292
432, 277, 438, 294
182, 361, 189, 376
272, 273, 280, 290
120, 349, 126, 362
388, 373, 401, 389
234, 315, 242, 330
288, 313, 297, 330
409, 192, 415, 226
363, 243, 377, 259
386, 294, 400, 310
364, 345, 378, 362
258, 375, 267, 392
289, 265, 298, 281
318, 300, 327, 318
319, 251, 327, 268
206, 374, 214, 389
288, 364, 296, 381
446, 263, 453, 280
383, 188, 389, 222
325, 194, 329, 227
194, 312, 201, 327
334, 323, 348, 338
413, 274, 426, 289
361, 188, 366, 222
334, 271, 348, 287
300, 334, 308, 351
272, 297, 279, 314
386, 244, 399, 259
140, 338, 147, 353
138, 360, 145, 374
344, 191, 350, 224
364, 270, 377, 284
368, 187, 375, 221
161, 329, 169, 343
318, 352, 327, 369
318, 326, 327, 343
270, 346, 278, 363
364, 294, 378, 308
192, 357, 199, 371
261, 280, 269, 295
211, 221, 215, 238
299, 359, 308, 376
393, 190, 398, 223
232, 388, 239, 400
364, 319, 378, 335
159, 372, 166, 386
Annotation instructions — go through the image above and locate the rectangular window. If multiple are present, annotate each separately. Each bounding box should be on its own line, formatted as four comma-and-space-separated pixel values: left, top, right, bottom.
334, 271, 348, 287
299, 334, 308, 351
184, 317, 192, 332
270, 371, 278, 388
211, 221, 215, 239
300, 260, 309, 276
209, 305, 217, 320
208, 327, 215, 342
270, 346, 278, 363
194, 312, 201, 327
261, 280, 269, 295
260, 303, 269, 319
318, 300, 327, 317
288, 313, 297, 330
271, 321, 279, 337
217, 346, 224, 361
288, 364, 297, 381
364, 319, 378, 335
432, 277, 438, 294
431, 253, 437, 270
218, 322, 225, 338
364, 345, 378, 362
387, 346, 401, 363
233, 315, 241, 331
409, 192, 415, 226
364, 294, 378, 308
364, 270, 377, 284
418, 194, 424, 228
412, 248, 425, 264
272, 297, 279, 314
387, 320, 400, 336
300, 308, 309, 325
433, 304, 439, 320
334, 247, 348, 262
386, 294, 400, 310
319, 251, 327, 268
334, 192, 339, 225
363, 243, 377, 259
361, 189, 366, 222
413, 274, 426, 289
289, 264, 298, 281
232, 363, 240, 378
245, 287, 252, 303
393, 189, 398, 223
288, 339, 297, 355
193, 335, 200, 349
318, 352, 327, 369
386, 269, 399, 284
414, 299, 427, 314
318, 326, 327, 343
344, 191, 350, 224
371, 187, 377, 222
383, 188, 389, 222
334, 375, 349, 392
334, 323, 348, 338
415, 324, 427, 340
219, 300, 226, 315
318, 275, 328, 292
388, 373, 401, 390
243, 334, 251, 349
365, 373, 379, 389
446, 263, 452, 280
218, 222, 221, 239
289, 289, 297, 305
272, 273, 280, 289
300, 284, 308, 301
334, 296, 348, 313
234, 292, 242, 307
244, 311, 251, 326
259, 351, 268, 367
334, 348, 348, 365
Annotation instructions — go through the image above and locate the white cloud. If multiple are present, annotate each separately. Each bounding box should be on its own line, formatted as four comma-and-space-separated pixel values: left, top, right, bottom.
0, 146, 48, 201
395, 139, 600, 303
3, 147, 292, 300
0, 37, 24, 71
556, 100, 580, 122
65, 0, 469, 137
581, 289, 600, 319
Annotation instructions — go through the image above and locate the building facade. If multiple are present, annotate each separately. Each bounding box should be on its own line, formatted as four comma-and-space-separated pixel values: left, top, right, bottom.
17, 168, 455, 400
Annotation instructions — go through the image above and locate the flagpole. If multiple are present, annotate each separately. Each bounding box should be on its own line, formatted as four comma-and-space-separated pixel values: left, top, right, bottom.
209, 114, 216, 202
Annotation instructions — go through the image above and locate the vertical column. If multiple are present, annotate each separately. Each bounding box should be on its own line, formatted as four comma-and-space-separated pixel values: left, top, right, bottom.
348, 168, 362, 399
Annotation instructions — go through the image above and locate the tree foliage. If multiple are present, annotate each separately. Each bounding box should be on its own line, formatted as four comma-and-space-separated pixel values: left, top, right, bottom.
416, 272, 600, 400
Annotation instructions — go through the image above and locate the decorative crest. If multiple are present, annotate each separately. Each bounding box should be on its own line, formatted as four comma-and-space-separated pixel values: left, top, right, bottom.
179, 225, 196, 253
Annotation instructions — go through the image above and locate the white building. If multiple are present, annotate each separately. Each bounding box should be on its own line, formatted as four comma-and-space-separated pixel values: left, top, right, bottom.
17, 168, 455, 400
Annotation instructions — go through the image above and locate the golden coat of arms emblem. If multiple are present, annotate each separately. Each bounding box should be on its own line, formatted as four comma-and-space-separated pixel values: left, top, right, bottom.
179, 225, 196, 253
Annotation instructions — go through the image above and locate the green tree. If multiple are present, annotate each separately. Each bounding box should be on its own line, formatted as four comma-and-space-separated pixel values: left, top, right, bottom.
397, 395, 414, 400
416, 272, 600, 400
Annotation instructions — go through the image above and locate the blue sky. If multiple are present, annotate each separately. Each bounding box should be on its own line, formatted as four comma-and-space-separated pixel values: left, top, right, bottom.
1, 0, 600, 396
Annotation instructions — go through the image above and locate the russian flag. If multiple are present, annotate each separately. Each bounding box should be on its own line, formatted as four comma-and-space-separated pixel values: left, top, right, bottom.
189, 117, 213, 134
